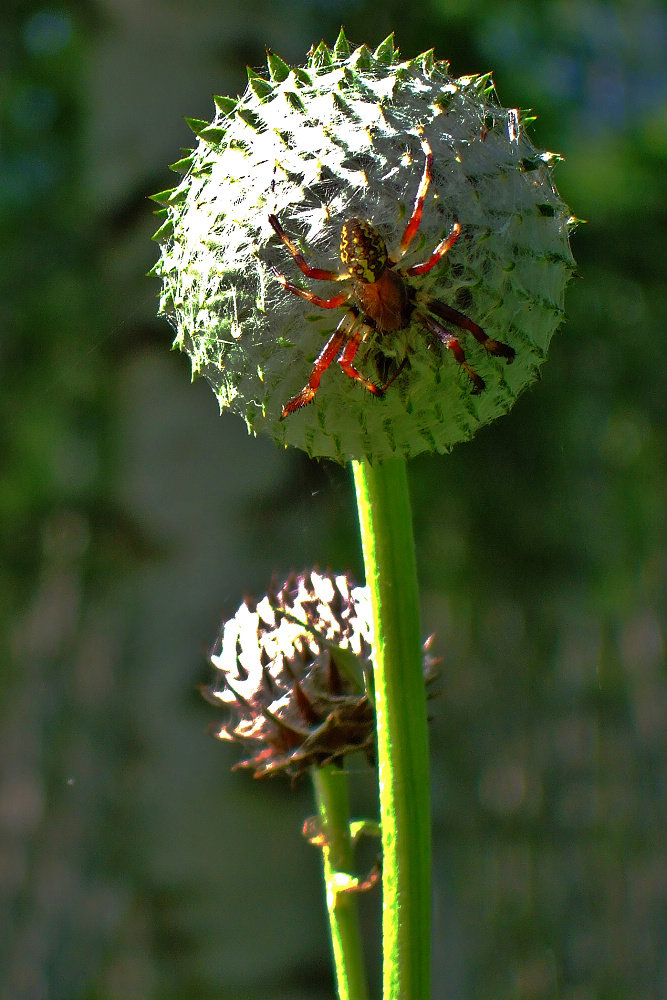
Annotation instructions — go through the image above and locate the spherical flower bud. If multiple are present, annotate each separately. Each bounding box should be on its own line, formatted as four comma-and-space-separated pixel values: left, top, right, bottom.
153, 30, 576, 462
204, 571, 376, 779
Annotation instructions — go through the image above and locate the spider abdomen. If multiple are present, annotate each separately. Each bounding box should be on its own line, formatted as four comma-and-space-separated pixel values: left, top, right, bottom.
353, 267, 413, 333
340, 218, 389, 283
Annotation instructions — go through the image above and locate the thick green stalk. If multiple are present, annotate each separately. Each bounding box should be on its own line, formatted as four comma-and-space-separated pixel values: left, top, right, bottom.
311, 765, 370, 1000
352, 458, 431, 1000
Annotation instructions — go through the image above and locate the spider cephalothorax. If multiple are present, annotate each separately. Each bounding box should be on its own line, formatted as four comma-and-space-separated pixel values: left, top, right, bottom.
269, 133, 516, 418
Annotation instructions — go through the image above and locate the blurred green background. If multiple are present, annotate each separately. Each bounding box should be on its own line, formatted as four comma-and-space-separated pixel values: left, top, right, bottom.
1, 2, 665, 999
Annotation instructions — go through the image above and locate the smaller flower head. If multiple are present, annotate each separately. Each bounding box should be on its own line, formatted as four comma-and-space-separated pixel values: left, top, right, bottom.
204, 571, 376, 779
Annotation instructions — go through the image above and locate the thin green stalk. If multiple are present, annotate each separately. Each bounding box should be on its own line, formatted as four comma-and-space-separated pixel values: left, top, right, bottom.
352, 457, 431, 1000
311, 764, 370, 1000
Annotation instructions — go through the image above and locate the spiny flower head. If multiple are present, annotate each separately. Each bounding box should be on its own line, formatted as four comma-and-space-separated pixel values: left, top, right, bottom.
153, 29, 575, 462
204, 571, 376, 779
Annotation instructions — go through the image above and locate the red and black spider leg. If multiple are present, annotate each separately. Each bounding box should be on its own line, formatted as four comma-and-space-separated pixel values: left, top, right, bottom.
414, 308, 486, 393
424, 298, 516, 362
281, 311, 383, 418
379, 356, 409, 394
337, 313, 384, 396
269, 214, 348, 282
395, 132, 434, 260
403, 222, 462, 277
281, 315, 352, 417
270, 265, 350, 310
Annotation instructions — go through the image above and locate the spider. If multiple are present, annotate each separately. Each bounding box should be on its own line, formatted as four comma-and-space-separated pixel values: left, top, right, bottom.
269, 133, 515, 419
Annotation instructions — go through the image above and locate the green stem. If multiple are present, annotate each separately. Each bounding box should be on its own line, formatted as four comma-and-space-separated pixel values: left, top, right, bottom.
311, 764, 370, 1000
351, 458, 431, 1000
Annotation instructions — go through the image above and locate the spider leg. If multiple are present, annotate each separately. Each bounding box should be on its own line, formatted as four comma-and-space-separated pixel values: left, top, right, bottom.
402, 222, 461, 277
338, 316, 384, 397
379, 356, 409, 394
281, 312, 382, 418
414, 309, 486, 393
269, 214, 348, 282
395, 132, 434, 260
281, 315, 352, 417
271, 266, 350, 310
425, 297, 515, 361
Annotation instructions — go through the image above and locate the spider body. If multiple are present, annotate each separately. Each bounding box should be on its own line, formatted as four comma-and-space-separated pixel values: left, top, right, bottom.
341, 219, 413, 333
269, 135, 515, 418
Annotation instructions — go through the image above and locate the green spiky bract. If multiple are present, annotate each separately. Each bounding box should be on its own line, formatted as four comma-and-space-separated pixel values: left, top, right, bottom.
153, 28, 575, 464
